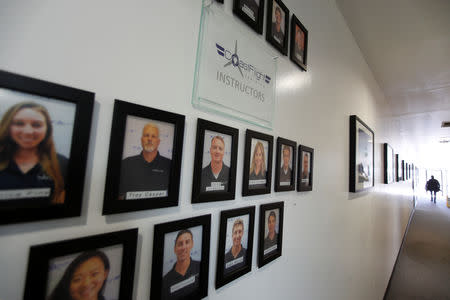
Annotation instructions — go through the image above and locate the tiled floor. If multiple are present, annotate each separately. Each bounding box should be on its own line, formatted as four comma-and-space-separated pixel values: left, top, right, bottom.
384, 195, 450, 300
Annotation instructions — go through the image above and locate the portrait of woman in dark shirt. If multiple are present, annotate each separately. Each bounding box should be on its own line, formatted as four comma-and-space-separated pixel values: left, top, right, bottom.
0, 102, 67, 205
48, 250, 110, 300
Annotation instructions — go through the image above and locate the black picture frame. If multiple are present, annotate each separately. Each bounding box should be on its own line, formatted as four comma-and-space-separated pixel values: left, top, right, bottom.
192, 118, 239, 203
395, 154, 401, 182
384, 143, 395, 184
258, 201, 284, 267
274, 137, 296, 192
0, 70, 94, 225
266, 0, 289, 55
24, 228, 138, 300
401, 160, 405, 181
405, 162, 408, 180
150, 215, 211, 300
103, 99, 185, 215
242, 129, 273, 196
233, 0, 265, 34
289, 14, 308, 71
349, 115, 375, 192
216, 206, 255, 289
297, 144, 314, 192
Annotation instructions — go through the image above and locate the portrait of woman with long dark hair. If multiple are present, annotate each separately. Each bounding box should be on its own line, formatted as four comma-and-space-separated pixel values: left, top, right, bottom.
48, 251, 110, 300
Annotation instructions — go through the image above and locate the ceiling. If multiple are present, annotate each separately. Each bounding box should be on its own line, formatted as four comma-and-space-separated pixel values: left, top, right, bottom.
336, 0, 450, 167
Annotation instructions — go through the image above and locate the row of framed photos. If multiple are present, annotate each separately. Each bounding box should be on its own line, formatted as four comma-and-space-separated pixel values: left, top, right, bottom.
24, 202, 284, 299
0, 70, 314, 224
383, 144, 414, 184
229, 0, 309, 71
350, 116, 414, 191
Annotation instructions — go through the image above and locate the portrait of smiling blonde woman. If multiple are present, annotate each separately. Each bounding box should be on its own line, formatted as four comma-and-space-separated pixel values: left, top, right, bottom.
0, 102, 67, 205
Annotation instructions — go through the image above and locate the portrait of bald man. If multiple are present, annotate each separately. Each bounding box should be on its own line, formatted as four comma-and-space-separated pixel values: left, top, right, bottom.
118, 122, 172, 200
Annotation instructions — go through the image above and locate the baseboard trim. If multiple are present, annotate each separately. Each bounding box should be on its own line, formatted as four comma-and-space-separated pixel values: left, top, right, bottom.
383, 205, 416, 300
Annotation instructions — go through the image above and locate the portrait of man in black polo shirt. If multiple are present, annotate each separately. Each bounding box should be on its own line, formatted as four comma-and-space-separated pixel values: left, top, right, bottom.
279, 145, 292, 185
263, 210, 279, 255
161, 228, 201, 300
118, 121, 172, 200
271, 2, 285, 45
200, 134, 231, 193
224, 217, 248, 274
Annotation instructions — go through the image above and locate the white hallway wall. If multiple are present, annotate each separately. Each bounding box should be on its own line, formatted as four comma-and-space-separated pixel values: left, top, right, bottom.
0, 1, 413, 299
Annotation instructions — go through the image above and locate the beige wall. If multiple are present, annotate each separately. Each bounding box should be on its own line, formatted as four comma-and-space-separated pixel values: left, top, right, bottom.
0, 0, 413, 299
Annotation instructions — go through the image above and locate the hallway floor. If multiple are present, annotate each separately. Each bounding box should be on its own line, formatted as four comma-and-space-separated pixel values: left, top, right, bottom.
384, 194, 450, 300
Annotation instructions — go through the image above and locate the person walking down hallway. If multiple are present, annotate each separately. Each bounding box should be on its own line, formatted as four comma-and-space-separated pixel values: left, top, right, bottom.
426, 175, 440, 203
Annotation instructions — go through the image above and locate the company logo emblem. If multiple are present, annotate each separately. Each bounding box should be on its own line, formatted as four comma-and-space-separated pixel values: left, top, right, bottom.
216, 41, 271, 84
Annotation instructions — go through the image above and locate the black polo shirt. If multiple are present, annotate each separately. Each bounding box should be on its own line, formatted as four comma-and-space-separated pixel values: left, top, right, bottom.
224, 246, 246, 274
200, 163, 230, 192
0, 154, 68, 207
118, 152, 171, 199
161, 259, 200, 300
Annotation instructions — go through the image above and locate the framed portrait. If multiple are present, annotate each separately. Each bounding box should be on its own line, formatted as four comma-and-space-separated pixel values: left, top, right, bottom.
266, 0, 289, 55
150, 215, 211, 300
349, 115, 375, 192
242, 129, 273, 196
216, 206, 255, 289
297, 144, 314, 192
401, 160, 405, 181
289, 14, 308, 71
0, 70, 94, 225
24, 228, 138, 300
258, 201, 284, 267
233, 0, 265, 34
274, 137, 296, 192
102, 99, 185, 215
395, 154, 401, 182
384, 143, 395, 184
192, 119, 239, 203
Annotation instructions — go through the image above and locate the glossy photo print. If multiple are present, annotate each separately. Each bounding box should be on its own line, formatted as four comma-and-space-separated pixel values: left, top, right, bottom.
297, 145, 314, 192
45, 245, 123, 300
266, 0, 289, 55
103, 100, 185, 215
0, 70, 94, 224
151, 215, 211, 300
161, 226, 203, 300
118, 116, 175, 200
274, 137, 296, 192
24, 229, 138, 300
242, 130, 273, 196
289, 14, 308, 71
258, 201, 284, 267
349, 115, 374, 192
216, 206, 255, 289
192, 119, 239, 203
